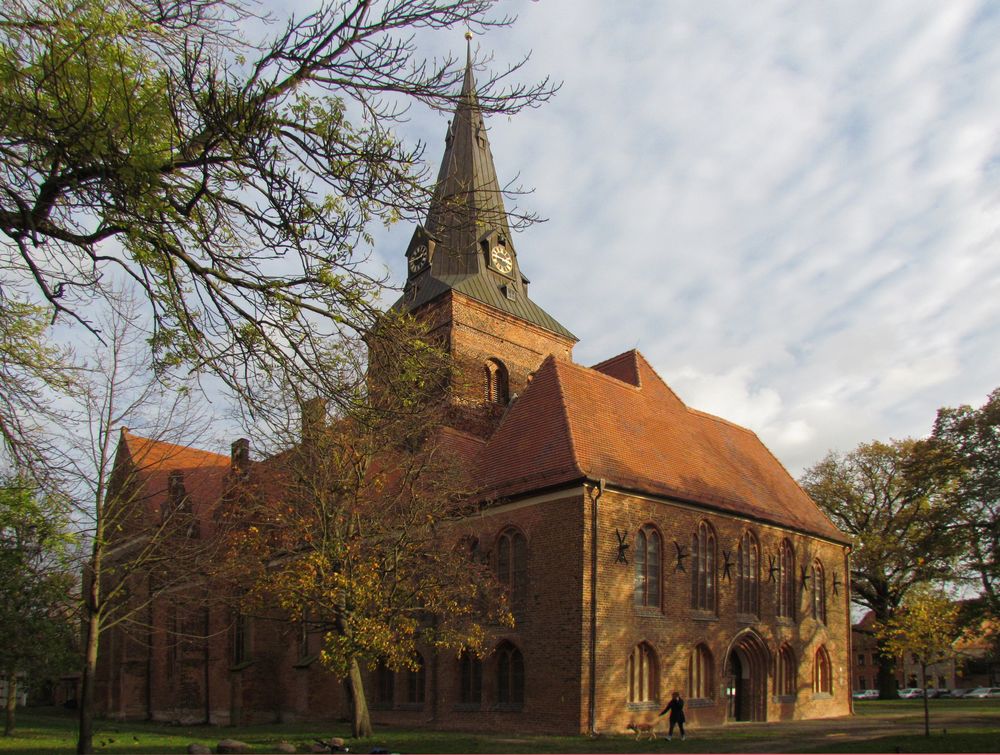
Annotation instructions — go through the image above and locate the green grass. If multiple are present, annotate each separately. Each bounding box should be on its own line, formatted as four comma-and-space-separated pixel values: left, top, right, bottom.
2, 702, 999, 754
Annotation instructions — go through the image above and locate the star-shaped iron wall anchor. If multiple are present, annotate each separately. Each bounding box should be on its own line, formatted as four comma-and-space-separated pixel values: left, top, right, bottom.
674, 541, 689, 573
832, 572, 841, 596
768, 554, 778, 582
615, 528, 630, 565
721, 549, 734, 581
800, 564, 811, 588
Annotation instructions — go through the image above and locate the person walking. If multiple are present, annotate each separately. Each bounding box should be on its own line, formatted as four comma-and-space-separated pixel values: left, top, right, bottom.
660, 691, 686, 741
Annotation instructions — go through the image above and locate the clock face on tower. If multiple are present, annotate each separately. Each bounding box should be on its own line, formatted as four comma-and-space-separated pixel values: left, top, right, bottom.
408, 244, 428, 274
490, 244, 514, 275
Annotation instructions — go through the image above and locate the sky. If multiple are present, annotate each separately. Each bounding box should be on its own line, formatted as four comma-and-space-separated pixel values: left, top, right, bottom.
338, 0, 1000, 476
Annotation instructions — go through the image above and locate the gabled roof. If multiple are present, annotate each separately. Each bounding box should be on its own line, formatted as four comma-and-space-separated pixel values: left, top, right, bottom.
115, 428, 229, 520
478, 351, 847, 544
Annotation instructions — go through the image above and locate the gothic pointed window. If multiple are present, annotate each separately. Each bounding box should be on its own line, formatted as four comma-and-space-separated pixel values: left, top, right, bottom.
634, 524, 661, 608
626, 642, 658, 704
459, 650, 482, 705
691, 521, 717, 613
813, 645, 832, 694
689, 643, 714, 700
496, 528, 527, 614
737, 530, 760, 616
374, 662, 394, 707
777, 539, 796, 620
405, 653, 425, 705
484, 358, 509, 405
777, 644, 796, 697
496, 641, 525, 707
812, 558, 827, 624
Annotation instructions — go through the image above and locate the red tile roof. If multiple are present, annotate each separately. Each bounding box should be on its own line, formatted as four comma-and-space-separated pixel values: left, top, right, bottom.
479, 351, 847, 543
117, 428, 230, 524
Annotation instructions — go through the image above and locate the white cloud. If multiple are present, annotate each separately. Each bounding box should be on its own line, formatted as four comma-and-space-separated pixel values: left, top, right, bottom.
370, 0, 1000, 474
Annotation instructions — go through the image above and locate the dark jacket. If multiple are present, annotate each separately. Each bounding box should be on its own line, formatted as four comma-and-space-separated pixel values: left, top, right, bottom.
660, 697, 685, 722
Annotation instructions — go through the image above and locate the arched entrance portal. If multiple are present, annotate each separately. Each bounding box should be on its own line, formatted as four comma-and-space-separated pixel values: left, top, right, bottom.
724, 630, 769, 722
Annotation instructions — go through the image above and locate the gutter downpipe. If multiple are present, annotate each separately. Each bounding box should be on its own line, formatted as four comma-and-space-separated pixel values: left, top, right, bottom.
845, 543, 853, 716
588, 478, 605, 736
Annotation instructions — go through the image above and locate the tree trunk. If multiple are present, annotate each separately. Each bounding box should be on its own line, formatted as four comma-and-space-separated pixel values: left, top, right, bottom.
345, 658, 372, 738
875, 641, 898, 700
4, 673, 15, 736
77, 606, 101, 754
921, 662, 930, 737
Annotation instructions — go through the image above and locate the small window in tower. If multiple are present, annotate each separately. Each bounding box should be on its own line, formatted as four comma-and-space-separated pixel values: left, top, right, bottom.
484, 359, 510, 405
502, 284, 517, 301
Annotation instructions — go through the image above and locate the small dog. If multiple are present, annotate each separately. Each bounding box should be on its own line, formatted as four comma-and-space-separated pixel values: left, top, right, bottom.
627, 722, 657, 741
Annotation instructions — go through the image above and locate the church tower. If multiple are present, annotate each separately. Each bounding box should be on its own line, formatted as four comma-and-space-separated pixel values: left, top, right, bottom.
394, 42, 576, 436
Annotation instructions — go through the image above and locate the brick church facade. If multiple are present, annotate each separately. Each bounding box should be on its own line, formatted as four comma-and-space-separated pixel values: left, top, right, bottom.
95, 53, 853, 733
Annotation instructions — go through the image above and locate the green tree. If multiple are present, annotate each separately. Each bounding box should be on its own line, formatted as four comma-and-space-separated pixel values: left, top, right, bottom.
0, 300, 71, 472
0, 477, 77, 736
0, 0, 554, 416
800, 439, 961, 699
223, 318, 509, 737
875, 587, 961, 736
932, 388, 1000, 618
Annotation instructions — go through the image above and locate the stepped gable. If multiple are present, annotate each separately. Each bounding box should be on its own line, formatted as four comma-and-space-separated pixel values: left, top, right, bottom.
480, 351, 847, 543
117, 428, 229, 518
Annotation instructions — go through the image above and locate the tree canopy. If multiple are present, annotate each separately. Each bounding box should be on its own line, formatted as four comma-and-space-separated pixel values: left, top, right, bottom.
0, 0, 555, 416
933, 387, 1000, 618
800, 438, 961, 696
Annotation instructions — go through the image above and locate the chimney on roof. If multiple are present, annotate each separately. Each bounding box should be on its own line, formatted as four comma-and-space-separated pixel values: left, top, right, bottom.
301, 397, 328, 446
231, 438, 250, 476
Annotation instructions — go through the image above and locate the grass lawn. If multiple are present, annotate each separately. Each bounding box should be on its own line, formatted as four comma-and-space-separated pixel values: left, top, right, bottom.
1, 701, 998, 754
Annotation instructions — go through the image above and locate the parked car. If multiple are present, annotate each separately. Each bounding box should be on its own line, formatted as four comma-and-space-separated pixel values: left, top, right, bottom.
965, 687, 1000, 698
925, 688, 949, 698
949, 688, 972, 698
852, 689, 879, 700
898, 688, 924, 698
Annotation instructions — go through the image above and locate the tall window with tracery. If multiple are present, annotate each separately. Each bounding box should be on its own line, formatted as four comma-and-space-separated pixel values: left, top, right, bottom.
484, 358, 509, 405
777, 539, 795, 619
776, 644, 796, 697
691, 521, 717, 612
634, 524, 661, 608
813, 645, 832, 694
689, 643, 714, 700
737, 530, 759, 615
496, 528, 527, 613
374, 662, 394, 707
626, 642, 659, 703
459, 650, 482, 705
811, 558, 827, 624
405, 653, 425, 705
496, 641, 525, 706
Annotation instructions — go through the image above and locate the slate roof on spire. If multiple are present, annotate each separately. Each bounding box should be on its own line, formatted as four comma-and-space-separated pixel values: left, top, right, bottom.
394, 47, 574, 341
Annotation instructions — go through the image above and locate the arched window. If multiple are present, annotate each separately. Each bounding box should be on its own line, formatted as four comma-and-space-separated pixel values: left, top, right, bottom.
484, 359, 509, 405
374, 662, 394, 707
812, 559, 827, 624
777, 539, 795, 619
627, 642, 659, 703
691, 521, 717, 612
496, 641, 525, 706
689, 643, 714, 700
459, 650, 482, 705
634, 524, 661, 608
496, 528, 527, 613
405, 653, 425, 705
737, 530, 760, 616
776, 644, 796, 697
813, 645, 832, 694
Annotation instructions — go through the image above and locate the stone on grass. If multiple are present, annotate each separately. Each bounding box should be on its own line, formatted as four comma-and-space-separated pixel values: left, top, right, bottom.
217, 739, 250, 754
187, 745, 211, 755
275, 741, 297, 753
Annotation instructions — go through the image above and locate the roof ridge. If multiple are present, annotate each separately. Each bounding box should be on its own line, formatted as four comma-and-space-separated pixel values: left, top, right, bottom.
121, 428, 229, 466
684, 406, 757, 436
546, 358, 586, 479
564, 357, 644, 392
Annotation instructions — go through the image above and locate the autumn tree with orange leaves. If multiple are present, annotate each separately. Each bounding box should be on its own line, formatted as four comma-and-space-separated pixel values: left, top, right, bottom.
222, 317, 510, 737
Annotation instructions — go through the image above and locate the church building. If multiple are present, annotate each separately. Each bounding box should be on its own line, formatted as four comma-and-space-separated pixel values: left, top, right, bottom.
95, 52, 852, 734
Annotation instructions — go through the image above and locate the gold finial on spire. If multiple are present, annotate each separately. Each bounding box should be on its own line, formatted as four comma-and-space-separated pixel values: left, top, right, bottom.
464, 30, 473, 42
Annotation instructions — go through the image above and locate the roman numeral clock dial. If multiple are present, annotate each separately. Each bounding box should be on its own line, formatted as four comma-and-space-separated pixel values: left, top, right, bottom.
490, 244, 513, 275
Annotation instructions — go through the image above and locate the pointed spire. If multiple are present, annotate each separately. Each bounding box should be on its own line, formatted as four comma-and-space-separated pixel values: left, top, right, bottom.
420, 37, 514, 279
